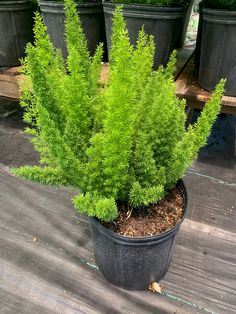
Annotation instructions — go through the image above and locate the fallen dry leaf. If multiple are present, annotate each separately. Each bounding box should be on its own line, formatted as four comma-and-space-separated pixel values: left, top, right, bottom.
148, 281, 162, 293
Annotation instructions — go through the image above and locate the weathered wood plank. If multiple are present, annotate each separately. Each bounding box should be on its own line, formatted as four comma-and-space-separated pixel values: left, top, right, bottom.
184, 172, 236, 233
0, 74, 20, 101
0, 168, 204, 314
0, 67, 20, 76
0, 47, 193, 102
164, 219, 236, 314
0, 165, 235, 314
0, 115, 39, 167
176, 56, 236, 115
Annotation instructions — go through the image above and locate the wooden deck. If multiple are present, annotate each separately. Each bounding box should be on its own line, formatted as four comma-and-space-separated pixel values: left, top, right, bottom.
0, 110, 235, 314
0, 52, 236, 313
1, 48, 236, 115
0, 48, 193, 103
175, 55, 236, 115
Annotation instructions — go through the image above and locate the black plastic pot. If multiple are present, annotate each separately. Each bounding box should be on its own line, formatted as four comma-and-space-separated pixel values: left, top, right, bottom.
39, 0, 107, 59
0, 0, 33, 66
198, 8, 236, 96
103, 2, 185, 68
90, 180, 188, 290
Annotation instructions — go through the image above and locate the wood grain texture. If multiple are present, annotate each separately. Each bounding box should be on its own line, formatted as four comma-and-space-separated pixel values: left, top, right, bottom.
0, 74, 20, 101
0, 156, 235, 314
176, 56, 236, 115
0, 167, 211, 314
0, 48, 193, 103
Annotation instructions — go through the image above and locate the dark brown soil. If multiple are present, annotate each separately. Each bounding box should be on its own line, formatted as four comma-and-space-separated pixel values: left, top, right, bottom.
103, 188, 184, 237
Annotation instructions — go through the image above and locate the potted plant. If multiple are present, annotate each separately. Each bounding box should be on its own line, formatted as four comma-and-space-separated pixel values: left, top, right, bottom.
13, 0, 225, 290
0, 0, 33, 66
197, 0, 236, 96
38, 0, 107, 59
103, 0, 191, 68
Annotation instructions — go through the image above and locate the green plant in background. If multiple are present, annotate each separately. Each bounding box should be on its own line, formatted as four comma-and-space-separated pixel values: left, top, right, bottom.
37, 0, 99, 2
36, 0, 188, 3
13, 0, 225, 222
201, 0, 236, 9
110, 0, 189, 6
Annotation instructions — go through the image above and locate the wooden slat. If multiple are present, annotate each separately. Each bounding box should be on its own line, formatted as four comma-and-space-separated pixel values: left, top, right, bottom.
2, 49, 236, 116
164, 219, 236, 314
0, 161, 235, 314
0, 74, 20, 101
0, 167, 206, 314
176, 56, 236, 115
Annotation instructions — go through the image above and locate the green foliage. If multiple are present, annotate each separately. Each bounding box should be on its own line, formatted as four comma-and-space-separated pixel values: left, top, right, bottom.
39, 0, 99, 2
15, 1, 225, 222
12, 166, 70, 186
201, 0, 236, 10
110, 0, 189, 6
73, 193, 118, 221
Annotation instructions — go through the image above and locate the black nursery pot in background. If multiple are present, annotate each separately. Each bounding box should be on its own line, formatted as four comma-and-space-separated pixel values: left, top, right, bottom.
0, 0, 33, 66
198, 8, 236, 96
39, 0, 107, 59
103, 2, 185, 68
90, 180, 188, 290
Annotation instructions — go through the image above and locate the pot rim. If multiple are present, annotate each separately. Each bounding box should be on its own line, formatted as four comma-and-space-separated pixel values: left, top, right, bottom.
102, 1, 186, 10
0, 0, 30, 4
39, 0, 102, 6
90, 179, 189, 244
202, 6, 236, 13
203, 7, 236, 14
103, 2, 185, 19
202, 7, 236, 24
0, 0, 31, 10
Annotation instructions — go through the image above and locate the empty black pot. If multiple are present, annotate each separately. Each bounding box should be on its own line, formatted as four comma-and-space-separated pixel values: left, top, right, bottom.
103, 2, 185, 68
198, 8, 236, 96
90, 180, 188, 290
39, 0, 107, 59
0, 0, 33, 66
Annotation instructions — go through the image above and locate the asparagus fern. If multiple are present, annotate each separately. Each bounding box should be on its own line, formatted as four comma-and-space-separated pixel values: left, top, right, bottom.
13, 1, 225, 222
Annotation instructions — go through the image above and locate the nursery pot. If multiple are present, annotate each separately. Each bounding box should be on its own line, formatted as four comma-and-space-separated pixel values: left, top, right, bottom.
90, 180, 188, 290
103, 2, 185, 68
0, 0, 33, 66
198, 8, 236, 96
39, 0, 107, 59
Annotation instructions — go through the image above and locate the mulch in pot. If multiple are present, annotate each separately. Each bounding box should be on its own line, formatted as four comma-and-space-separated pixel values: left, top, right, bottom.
102, 187, 184, 237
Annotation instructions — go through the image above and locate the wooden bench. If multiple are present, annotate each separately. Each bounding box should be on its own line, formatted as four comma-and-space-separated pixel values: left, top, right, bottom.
1, 48, 236, 115
175, 53, 236, 115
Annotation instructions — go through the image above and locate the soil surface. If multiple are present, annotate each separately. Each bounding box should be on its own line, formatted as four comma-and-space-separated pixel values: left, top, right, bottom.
103, 188, 184, 237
